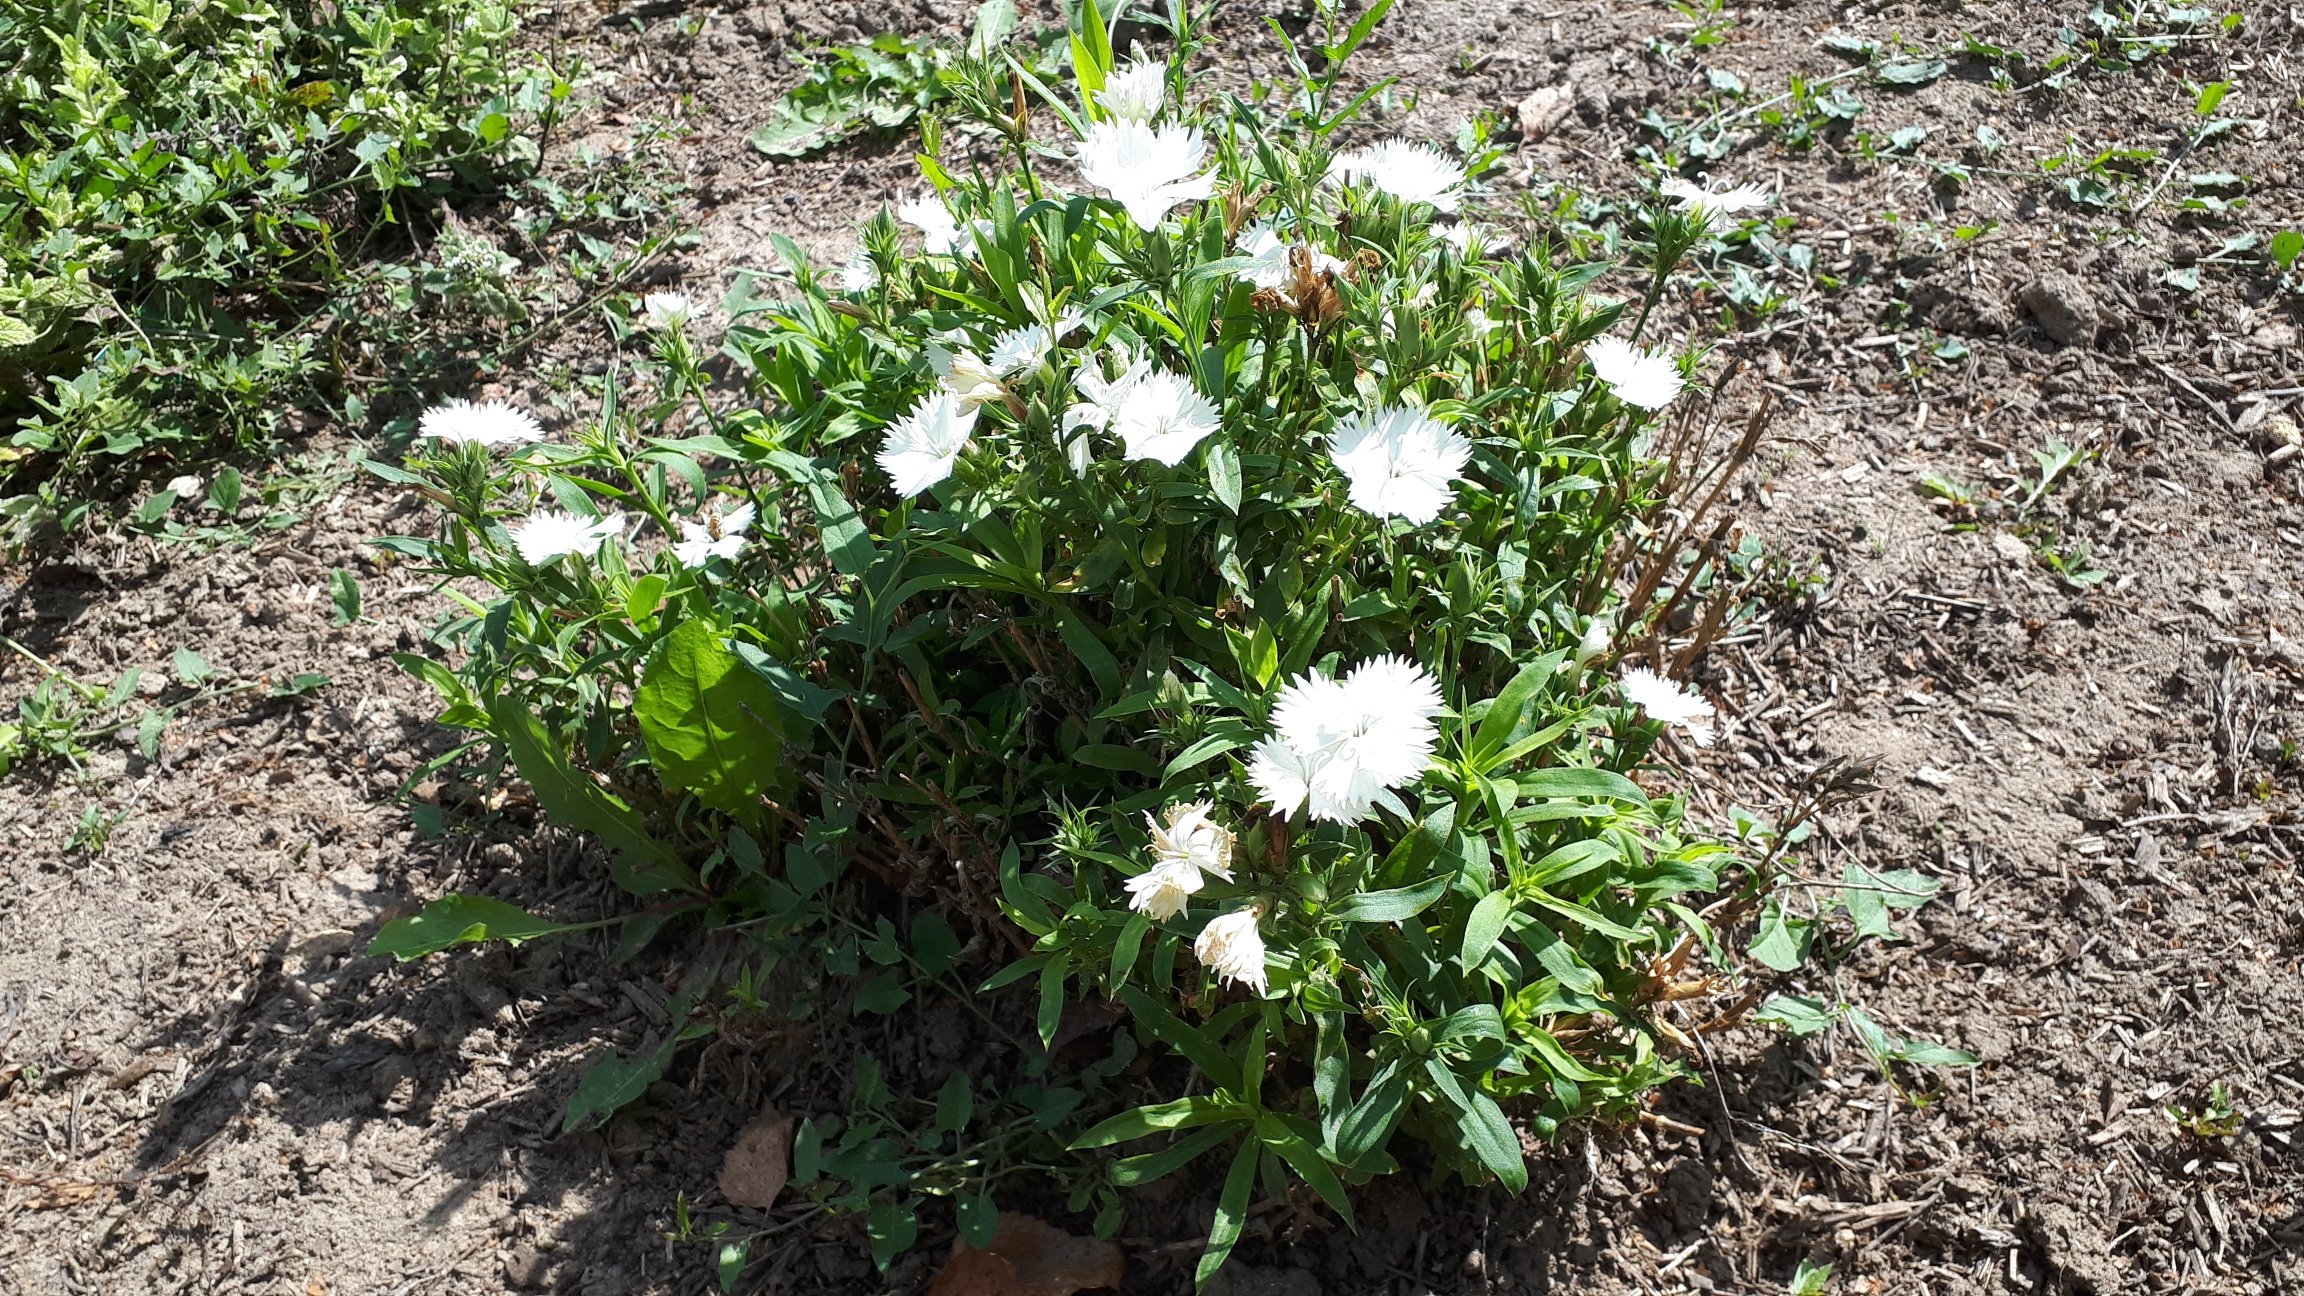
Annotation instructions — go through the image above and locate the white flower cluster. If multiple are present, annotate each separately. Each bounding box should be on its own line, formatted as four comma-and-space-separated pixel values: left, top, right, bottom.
1250, 656, 1445, 824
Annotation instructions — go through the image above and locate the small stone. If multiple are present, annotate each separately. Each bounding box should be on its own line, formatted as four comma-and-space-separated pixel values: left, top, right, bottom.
2021, 271, 2100, 346
1991, 531, 2033, 565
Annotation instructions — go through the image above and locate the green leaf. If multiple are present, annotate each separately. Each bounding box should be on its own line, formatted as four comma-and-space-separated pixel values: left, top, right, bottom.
1205, 440, 1241, 513
1255, 1113, 1354, 1225
729, 642, 844, 727
1112, 1123, 1236, 1186
865, 1198, 918, 1271
1749, 898, 1813, 972
1513, 766, 1649, 804
910, 911, 962, 977
329, 568, 361, 625
171, 646, 213, 686
625, 573, 668, 623
1329, 872, 1450, 923
1119, 986, 1244, 1093
1469, 655, 1560, 766
489, 696, 691, 894
767, 450, 876, 576
1754, 994, 1832, 1038
958, 1189, 1000, 1247
369, 894, 583, 960
1422, 1057, 1526, 1191
563, 1034, 678, 1132
1458, 890, 1514, 969
2270, 229, 2303, 270
1792, 1258, 1834, 1296
1876, 58, 1947, 86
1332, 1058, 1407, 1169
1841, 862, 1895, 939
854, 972, 909, 1015
1074, 1096, 1246, 1148
934, 1070, 974, 1135
635, 620, 793, 815
1194, 1138, 1261, 1289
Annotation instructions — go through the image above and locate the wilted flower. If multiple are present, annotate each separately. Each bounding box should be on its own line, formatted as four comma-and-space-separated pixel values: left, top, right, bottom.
1328, 405, 1472, 525
1236, 223, 1347, 291
1112, 369, 1220, 465
1620, 666, 1717, 747
876, 389, 978, 496
1097, 58, 1166, 121
1329, 139, 1465, 212
510, 508, 622, 564
1576, 616, 1612, 666
1659, 176, 1773, 231
418, 399, 545, 448
838, 250, 879, 292
1249, 655, 1444, 823
897, 195, 964, 254
986, 310, 1088, 377
930, 345, 1012, 410
1585, 336, 1686, 411
1125, 802, 1237, 920
671, 502, 756, 568
164, 474, 203, 499
639, 291, 695, 330
1076, 120, 1215, 230
1194, 906, 1268, 994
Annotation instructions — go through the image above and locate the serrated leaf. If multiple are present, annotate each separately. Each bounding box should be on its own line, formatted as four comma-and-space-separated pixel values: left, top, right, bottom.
563, 1034, 677, 1132
635, 620, 793, 815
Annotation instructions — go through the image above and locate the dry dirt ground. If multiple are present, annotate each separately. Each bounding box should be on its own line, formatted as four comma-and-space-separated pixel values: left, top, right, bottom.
5, 1, 2303, 1294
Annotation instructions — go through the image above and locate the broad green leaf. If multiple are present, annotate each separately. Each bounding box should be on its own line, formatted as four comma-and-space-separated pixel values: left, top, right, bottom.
563, 1034, 678, 1132
488, 696, 691, 894
369, 894, 584, 960
1205, 440, 1241, 513
1458, 890, 1514, 969
635, 620, 793, 815
1754, 994, 1832, 1037
958, 1189, 1000, 1247
1748, 898, 1813, 972
934, 1070, 974, 1135
865, 1198, 917, 1271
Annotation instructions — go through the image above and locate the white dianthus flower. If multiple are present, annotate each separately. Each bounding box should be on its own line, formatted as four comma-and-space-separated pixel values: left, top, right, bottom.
639, 291, 695, 330
1148, 801, 1235, 880
930, 345, 1011, 410
1620, 666, 1717, 747
1249, 655, 1444, 824
839, 250, 879, 292
510, 508, 622, 565
1194, 907, 1268, 995
1585, 336, 1686, 411
875, 390, 978, 496
897, 195, 964, 254
985, 310, 1088, 377
1112, 369, 1220, 465
1328, 139, 1466, 212
1659, 176, 1773, 232
1575, 617, 1613, 667
671, 501, 755, 568
1328, 405, 1473, 525
418, 399, 545, 448
1059, 347, 1151, 474
1125, 859, 1204, 922
1097, 58, 1166, 122
1076, 120, 1215, 230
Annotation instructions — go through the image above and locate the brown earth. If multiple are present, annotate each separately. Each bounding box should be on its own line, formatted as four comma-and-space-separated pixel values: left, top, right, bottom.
4, 1, 2302, 1294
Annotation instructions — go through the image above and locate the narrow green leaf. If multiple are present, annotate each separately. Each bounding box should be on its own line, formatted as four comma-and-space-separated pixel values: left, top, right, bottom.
1256, 1113, 1354, 1225
1422, 1057, 1526, 1191
1112, 1123, 1236, 1186
1458, 890, 1514, 969
369, 894, 583, 960
1073, 1096, 1245, 1148
1194, 1138, 1261, 1289
1330, 872, 1450, 923
1120, 986, 1244, 1093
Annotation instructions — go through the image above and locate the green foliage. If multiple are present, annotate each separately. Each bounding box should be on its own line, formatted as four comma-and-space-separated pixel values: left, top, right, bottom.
0, 0, 568, 545
369, 894, 587, 959
380, 2, 1959, 1280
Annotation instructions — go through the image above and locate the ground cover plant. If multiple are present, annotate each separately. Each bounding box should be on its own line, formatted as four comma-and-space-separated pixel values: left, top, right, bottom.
364, 0, 1971, 1283
0, 0, 565, 546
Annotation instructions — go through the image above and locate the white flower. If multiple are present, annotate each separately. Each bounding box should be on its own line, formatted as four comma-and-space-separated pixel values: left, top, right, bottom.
1329, 139, 1466, 212
1249, 655, 1444, 824
1236, 223, 1348, 291
897, 195, 963, 254
1327, 405, 1472, 525
418, 399, 545, 448
1076, 120, 1215, 230
1575, 617, 1612, 666
839, 250, 879, 292
1112, 369, 1220, 465
1148, 801, 1235, 880
986, 310, 1088, 377
1194, 907, 1268, 994
930, 345, 1012, 410
639, 291, 694, 330
671, 502, 755, 568
1660, 176, 1773, 231
1464, 308, 1498, 338
164, 474, 203, 499
876, 389, 978, 496
509, 508, 622, 564
1060, 347, 1152, 473
1126, 803, 1236, 920
1097, 58, 1166, 121
1620, 666, 1717, 747
1585, 336, 1686, 411
1125, 859, 1205, 922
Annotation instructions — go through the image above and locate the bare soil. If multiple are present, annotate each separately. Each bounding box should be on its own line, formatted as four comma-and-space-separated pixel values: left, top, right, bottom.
5, 2, 2301, 1294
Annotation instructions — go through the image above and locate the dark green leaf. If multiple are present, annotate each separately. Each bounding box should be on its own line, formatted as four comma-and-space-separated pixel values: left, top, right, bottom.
369, 893, 583, 960
489, 696, 692, 894
1330, 872, 1450, 923
563, 1035, 677, 1132
1194, 1138, 1261, 1288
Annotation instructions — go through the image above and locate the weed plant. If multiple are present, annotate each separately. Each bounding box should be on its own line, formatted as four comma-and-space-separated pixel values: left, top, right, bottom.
375, 0, 1964, 1282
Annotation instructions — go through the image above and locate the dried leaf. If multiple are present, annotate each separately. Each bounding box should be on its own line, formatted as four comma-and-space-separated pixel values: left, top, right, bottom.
25, 1180, 106, 1210
926, 1213, 1124, 1296
1515, 84, 1574, 141
717, 1104, 792, 1210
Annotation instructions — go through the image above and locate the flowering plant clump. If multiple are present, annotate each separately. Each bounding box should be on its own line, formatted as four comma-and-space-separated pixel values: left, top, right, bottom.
372, 0, 1955, 1282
